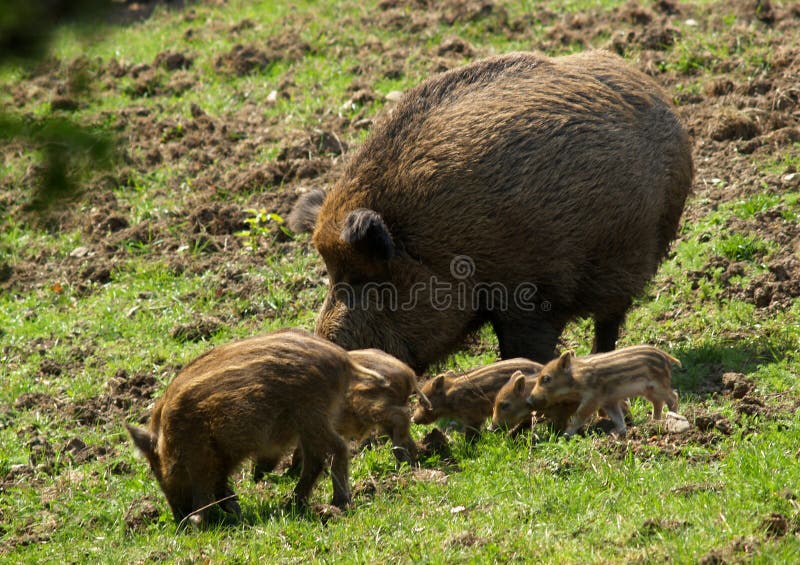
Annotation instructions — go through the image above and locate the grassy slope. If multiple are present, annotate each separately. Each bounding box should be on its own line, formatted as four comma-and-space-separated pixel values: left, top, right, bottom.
1, 0, 799, 562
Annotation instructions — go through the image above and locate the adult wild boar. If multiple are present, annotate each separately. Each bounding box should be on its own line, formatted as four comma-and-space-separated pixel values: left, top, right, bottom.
291, 50, 693, 371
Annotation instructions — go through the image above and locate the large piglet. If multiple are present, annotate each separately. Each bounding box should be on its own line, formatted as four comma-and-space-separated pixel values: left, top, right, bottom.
292, 50, 693, 371
125, 329, 368, 526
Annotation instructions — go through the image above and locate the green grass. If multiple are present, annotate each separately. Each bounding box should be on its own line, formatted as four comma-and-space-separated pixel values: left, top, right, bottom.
2, 0, 800, 561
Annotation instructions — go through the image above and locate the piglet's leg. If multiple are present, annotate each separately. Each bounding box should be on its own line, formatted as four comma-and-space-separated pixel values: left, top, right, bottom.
382, 407, 417, 466
604, 402, 627, 436
564, 398, 599, 438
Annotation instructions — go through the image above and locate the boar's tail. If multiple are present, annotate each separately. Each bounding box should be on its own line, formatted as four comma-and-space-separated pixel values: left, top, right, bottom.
413, 379, 433, 411
287, 188, 325, 233
351, 362, 389, 385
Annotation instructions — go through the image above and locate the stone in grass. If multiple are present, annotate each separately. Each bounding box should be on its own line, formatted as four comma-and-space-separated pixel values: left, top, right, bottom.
665, 411, 691, 434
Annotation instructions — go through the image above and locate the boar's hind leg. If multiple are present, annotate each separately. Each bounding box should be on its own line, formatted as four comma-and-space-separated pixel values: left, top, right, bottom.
294, 425, 351, 509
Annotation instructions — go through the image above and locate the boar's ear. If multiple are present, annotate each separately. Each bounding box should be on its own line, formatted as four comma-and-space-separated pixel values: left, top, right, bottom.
126, 423, 157, 460
556, 350, 576, 372
431, 374, 445, 392
512, 371, 527, 394
340, 209, 394, 262
287, 188, 326, 234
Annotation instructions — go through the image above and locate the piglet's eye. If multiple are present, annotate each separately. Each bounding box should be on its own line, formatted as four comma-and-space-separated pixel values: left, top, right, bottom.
541, 375, 552, 384
500, 401, 510, 411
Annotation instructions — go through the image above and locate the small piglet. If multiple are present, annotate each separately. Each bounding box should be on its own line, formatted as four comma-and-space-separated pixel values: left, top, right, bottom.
253, 348, 430, 478
411, 358, 542, 440
491, 370, 578, 432
526, 345, 681, 437
126, 328, 377, 526
341, 349, 431, 464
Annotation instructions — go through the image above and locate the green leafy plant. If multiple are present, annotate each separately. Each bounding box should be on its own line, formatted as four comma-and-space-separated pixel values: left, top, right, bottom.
236, 208, 292, 251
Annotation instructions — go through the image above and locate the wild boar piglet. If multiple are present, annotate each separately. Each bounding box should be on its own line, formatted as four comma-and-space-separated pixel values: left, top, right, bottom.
126, 328, 381, 526
412, 358, 542, 440
527, 345, 681, 437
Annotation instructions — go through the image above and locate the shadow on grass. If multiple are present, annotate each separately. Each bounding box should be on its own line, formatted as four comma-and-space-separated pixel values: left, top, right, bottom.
672, 335, 797, 397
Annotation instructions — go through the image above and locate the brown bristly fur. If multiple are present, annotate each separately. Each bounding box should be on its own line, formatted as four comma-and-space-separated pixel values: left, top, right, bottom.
527, 345, 681, 437
253, 348, 427, 478
411, 358, 542, 440
125, 328, 355, 526
294, 50, 692, 372
491, 370, 577, 432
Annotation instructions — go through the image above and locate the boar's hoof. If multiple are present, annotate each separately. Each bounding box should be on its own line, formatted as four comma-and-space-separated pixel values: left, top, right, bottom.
219, 496, 242, 517
330, 492, 352, 510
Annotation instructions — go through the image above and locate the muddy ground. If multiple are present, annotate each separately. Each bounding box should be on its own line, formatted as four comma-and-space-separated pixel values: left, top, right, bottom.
1, 0, 800, 553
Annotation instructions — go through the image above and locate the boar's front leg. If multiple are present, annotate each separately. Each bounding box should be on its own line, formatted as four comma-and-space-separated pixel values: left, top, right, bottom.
491, 314, 565, 364
592, 309, 628, 353
216, 481, 241, 518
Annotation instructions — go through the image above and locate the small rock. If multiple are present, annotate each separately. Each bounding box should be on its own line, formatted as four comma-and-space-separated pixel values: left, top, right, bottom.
782, 173, 799, 189
69, 246, 90, 258
665, 411, 691, 433
385, 90, 404, 103
266, 89, 278, 104
413, 468, 448, 484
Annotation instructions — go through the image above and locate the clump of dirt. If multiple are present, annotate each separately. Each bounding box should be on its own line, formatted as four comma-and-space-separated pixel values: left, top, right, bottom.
124, 497, 162, 532
62, 368, 159, 427
153, 50, 193, 71
699, 536, 760, 565
215, 34, 311, 76
760, 512, 792, 537
215, 44, 273, 76
417, 428, 453, 463
170, 315, 224, 343
189, 204, 247, 236
706, 108, 762, 141
630, 518, 690, 542
444, 531, 487, 549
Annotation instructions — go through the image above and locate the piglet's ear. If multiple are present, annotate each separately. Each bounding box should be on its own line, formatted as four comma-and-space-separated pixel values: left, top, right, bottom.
431, 374, 445, 392
340, 209, 394, 262
512, 371, 526, 394
556, 350, 575, 371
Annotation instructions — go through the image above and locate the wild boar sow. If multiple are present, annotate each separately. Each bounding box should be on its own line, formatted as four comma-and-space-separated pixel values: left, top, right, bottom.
125, 329, 368, 526
292, 50, 693, 371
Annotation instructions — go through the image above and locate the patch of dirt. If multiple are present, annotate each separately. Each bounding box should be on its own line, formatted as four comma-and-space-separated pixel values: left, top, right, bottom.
630, 518, 691, 543
170, 315, 225, 343
698, 536, 761, 565
214, 33, 311, 76
444, 531, 488, 549
417, 428, 453, 463
124, 497, 162, 532
353, 467, 448, 500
